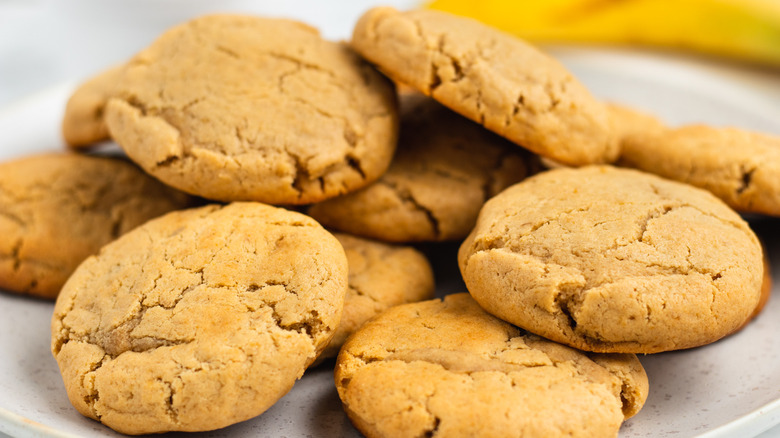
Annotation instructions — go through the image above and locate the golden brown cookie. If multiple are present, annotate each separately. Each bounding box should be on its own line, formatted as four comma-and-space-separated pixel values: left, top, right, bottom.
335, 293, 648, 438
351, 7, 618, 166
319, 232, 435, 361
543, 103, 663, 173
309, 94, 536, 242
459, 166, 763, 353
51, 203, 348, 434
62, 66, 123, 148
104, 14, 398, 204
0, 153, 192, 299
732, 247, 772, 334
619, 125, 780, 216
607, 102, 665, 141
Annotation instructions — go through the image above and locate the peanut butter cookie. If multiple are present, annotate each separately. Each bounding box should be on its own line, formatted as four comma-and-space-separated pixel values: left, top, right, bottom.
51, 203, 348, 434
62, 65, 123, 148
105, 14, 397, 204
351, 7, 618, 166
620, 125, 780, 217
319, 232, 435, 360
335, 293, 648, 438
0, 153, 192, 298
607, 102, 665, 141
459, 166, 763, 353
309, 94, 536, 242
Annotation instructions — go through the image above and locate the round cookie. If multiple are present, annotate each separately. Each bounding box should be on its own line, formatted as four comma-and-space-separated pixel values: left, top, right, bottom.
319, 232, 435, 360
51, 203, 348, 434
62, 65, 123, 148
607, 102, 665, 141
335, 293, 648, 438
309, 94, 536, 242
619, 125, 780, 216
351, 7, 618, 166
0, 153, 192, 299
105, 14, 398, 204
459, 166, 763, 353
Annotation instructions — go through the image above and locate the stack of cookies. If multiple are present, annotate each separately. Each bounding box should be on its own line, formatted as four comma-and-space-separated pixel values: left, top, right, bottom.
0, 6, 775, 438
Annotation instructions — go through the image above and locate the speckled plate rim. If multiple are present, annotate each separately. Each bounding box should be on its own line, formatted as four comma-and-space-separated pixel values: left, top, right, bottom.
698, 397, 780, 438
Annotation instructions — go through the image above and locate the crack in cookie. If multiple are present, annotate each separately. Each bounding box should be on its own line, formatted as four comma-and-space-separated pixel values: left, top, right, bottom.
0, 153, 192, 298
352, 7, 617, 166
51, 203, 348, 434
335, 294, 648, 438
459, 166, 763, 353
309, 95, 537, 242
617, 122, 780, 217
103, 14, 398, 204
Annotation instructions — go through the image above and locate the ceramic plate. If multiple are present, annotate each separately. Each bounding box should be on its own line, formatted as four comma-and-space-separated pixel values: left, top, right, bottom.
0, 53, 779, 438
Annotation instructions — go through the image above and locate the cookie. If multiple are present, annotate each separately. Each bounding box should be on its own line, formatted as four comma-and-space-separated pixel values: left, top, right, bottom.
104, 14, 398, 204
351, 7, 618, 166
335, 293, 648, 438
545, 100, 664, 174
733, 248, 772, 334
62, 66, 123, 148
459, 166, 763, 353
51, 203, 348, 434
319, 232, 435, 360
619, 125, 780, 216
309, 94, 536, 242
607, 102, 665, 141
0, 153, 192, 299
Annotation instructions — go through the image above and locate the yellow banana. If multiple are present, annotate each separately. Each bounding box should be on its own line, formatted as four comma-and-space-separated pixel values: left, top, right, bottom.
426, 0, 780, 66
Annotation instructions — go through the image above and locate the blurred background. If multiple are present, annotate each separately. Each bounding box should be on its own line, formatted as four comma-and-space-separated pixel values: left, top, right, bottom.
0, 0, 778, 110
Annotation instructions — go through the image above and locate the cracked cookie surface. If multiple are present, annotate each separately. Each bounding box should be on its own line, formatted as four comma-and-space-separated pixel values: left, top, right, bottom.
318, 232, 435, 361
0, 153, 192, 298
619, 125, 780, 217
459, 166, 763, 353
104, 14, 398, 204
62, 65, 123, 148
309, 94, 536, 242
335, 293, 648, 438
51, 202, 348, 434
351, 7, 618, 166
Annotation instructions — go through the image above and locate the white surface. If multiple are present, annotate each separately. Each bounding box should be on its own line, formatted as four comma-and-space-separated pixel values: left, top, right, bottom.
0, 53, 779, 437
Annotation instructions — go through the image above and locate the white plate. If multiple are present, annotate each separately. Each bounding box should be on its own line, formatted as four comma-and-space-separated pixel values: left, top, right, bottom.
1, 55, 780, 438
